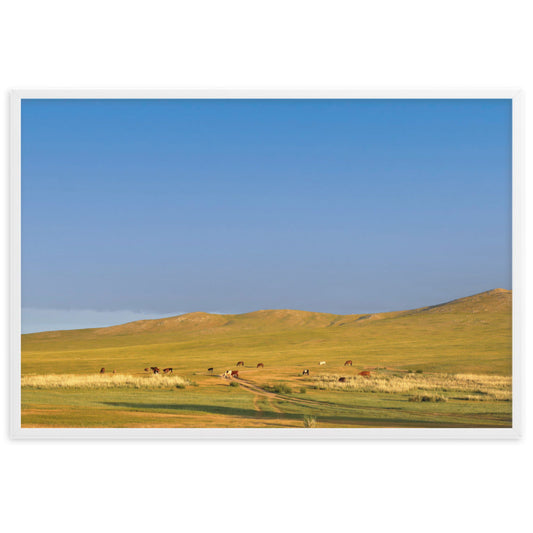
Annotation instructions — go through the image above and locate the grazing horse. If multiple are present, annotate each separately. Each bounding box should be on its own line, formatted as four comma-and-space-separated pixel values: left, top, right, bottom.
319, 361, 326, 366
256, 363, 264, 368
231, 370, 239, 378
150, 366, 160, 374
359, 371, 371, 378
338, 377, 346, 383
302, 369, 310, 376
144, 368, 150, 372
208, 367, 214, 373
236, 361, 244, 367
112, 370, 116, 374
162, 368, 173, 374
100, 367, 105, 374
344, 360, 352, 366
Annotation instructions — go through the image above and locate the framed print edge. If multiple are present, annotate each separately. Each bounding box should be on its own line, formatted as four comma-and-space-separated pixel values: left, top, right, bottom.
10, 91, 22, 440
511, 89, 524, 439
10, 88, 522, 441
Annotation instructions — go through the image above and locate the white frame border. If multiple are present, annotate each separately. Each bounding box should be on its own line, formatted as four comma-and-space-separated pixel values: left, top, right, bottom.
10, 89, 524, 440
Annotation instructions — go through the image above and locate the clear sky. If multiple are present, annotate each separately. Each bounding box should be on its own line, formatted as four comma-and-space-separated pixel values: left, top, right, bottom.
21, 98, 512, 332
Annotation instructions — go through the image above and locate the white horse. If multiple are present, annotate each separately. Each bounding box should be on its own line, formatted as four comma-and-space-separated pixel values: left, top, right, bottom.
319, 361, 326, 365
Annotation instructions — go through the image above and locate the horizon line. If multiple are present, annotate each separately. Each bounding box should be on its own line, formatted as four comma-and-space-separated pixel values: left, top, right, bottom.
22, 287, 511, 335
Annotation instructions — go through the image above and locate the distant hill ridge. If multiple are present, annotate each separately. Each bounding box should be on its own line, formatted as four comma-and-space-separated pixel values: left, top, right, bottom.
24, 288, 511, 338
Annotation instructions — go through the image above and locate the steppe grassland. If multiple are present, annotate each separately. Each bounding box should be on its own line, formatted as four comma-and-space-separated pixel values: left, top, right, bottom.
21, 304, 512, 376
311, 372, 512, 401
20, 290, 513, 428
21, 373, 190, 389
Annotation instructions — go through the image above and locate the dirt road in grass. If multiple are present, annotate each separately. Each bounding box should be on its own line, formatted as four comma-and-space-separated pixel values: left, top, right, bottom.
231, 376, 509, 426
233, 376, 389, 417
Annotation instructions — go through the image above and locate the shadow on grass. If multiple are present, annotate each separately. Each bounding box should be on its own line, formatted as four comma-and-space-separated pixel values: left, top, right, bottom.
103, 401, 295, 420
100, 401, 497, 428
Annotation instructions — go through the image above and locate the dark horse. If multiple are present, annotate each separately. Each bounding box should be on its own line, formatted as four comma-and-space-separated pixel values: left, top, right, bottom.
256, 363, 264, 368
162, 368, 173, 374
236, 361, 244, 367
150, 366, 160, 374
100, 367, 105, 374
344, 360, 352, 366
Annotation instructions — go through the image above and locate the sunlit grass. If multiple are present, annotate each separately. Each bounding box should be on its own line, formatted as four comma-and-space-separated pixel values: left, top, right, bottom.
20, 291, 512, 427
312, 372, 511, 401
21, 373, 190, 390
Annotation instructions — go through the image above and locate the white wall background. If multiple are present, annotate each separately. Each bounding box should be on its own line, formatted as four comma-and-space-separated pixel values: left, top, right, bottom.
1, 2, 530, 532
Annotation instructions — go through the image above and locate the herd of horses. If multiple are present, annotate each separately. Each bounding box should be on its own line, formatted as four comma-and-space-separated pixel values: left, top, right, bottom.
141, 367, 173, 375
99, 359, 372, 382
217, 360, 371, 380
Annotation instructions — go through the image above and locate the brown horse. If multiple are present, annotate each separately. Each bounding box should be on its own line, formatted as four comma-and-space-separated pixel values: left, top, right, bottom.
150, 366, 160, 374
144, 368, 150, 372
338, 377, 347, 383
231, 370, 239, 377
359, 371, 371, 378
344, 360, 352, 366
162, 368, 173, 374
100, 368, 105, 374
256, 363, 264, 368
236, 361, 244, 367
302, 369, 310, 376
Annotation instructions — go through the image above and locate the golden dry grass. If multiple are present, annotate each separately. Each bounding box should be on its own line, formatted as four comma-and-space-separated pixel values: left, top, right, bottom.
312, 372, 511, 401
21, 373, 190, 390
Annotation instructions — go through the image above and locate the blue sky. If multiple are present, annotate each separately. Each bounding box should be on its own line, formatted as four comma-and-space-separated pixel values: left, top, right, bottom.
21, 99, 512, 332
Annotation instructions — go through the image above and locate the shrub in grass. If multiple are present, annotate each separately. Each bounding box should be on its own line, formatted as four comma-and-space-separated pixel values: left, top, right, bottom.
265, 383, 293, 394
416, 369, 424, 374
407, 369, 414, 374
409, 393, 447, 402
303, 416, 317, 428
229, 381, 239, 388
454, 394, 511, 402
300, 387, 306, 394
175, 383, 186, 389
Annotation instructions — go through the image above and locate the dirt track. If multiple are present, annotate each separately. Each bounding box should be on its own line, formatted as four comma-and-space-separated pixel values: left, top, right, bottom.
229, 376, 395, 417
227, 375, 505, 425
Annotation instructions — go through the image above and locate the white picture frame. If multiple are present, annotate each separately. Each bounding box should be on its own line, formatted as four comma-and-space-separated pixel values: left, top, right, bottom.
10, 88, 523, 440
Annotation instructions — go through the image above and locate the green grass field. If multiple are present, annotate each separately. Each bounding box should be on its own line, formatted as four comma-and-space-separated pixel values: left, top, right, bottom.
21, 288, 512, 428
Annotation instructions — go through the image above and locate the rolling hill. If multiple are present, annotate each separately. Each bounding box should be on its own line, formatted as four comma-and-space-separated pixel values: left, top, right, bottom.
21, 289, 512, 376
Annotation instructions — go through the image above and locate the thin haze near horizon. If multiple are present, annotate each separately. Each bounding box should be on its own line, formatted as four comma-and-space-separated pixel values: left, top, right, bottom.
22, 99, 511, 333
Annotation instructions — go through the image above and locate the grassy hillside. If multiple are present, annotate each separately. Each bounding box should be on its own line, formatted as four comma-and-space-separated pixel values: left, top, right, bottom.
22, 289, 512, 376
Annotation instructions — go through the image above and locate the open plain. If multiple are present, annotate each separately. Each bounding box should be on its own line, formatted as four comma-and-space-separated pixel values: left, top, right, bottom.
21, 288, 512, 428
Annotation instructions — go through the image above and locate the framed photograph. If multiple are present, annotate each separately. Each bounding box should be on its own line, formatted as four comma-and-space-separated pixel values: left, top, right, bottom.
10, 90, 522, 439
